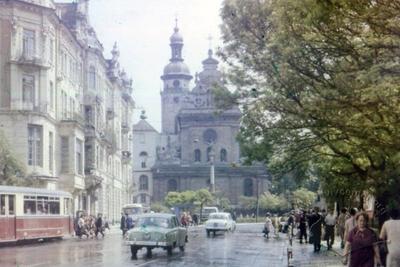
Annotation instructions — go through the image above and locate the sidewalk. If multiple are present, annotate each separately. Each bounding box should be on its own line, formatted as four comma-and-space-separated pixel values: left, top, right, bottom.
290, 238, 344, 267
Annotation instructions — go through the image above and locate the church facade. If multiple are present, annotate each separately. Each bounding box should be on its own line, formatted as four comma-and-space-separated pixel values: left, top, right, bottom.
132, 24, 269, 206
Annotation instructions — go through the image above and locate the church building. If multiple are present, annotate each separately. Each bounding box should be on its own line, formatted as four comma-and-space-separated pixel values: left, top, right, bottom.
132, 23, 269, 206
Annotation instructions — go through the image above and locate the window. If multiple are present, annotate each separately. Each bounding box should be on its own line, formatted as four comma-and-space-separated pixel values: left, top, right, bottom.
22, 74, 35, 104
61, 137, 69, 172
48, 197, 60, 214
49, 81, 54, 110
88, 66, 96, 89
49, 132, 53, 173
139, 175, 149, 190
243, 178, 254, 197
64, 198, 71, 215
23, 29, 35, 57
28, 125, 42, 166
194, 149, 201, 162
139, 151, 148, 168
220, 149, 227, 162
0, 195, 5, 215
0, 195, 15, 216
76, 139, 83, 175
140, 194, 146, 204
37, 196, 48, 214
167, 179, 178, 192
24, 196, 36, 214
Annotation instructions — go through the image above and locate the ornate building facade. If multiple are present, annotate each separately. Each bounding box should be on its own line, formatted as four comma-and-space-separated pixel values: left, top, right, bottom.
131, 24, 269, 206
0, 0, 134, 221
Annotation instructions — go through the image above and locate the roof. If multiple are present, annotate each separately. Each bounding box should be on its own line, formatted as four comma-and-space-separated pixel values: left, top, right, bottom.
0, 185, 72, 198
132, 120, 158, 132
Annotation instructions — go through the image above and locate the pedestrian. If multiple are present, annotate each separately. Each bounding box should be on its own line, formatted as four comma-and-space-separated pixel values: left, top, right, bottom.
344, 208, 358, 244
343, 212, 382, 267
263, 213, 274, 239
95, 213, 104, 238
380, 208, 400, 267
180, 212, 188, 227
308, 207, 323, 252
192, 213, 198, 225
298, 210, 308, 244
324, 208, 336, 250
126, 215, 133, 230
120, 213, 127, 237
338, 208, 348, 249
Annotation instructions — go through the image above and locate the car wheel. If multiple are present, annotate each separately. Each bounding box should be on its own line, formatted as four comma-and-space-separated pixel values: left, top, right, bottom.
146, 247, 152, 258
185, 235, 188, 243
130, 245, 138, 259
179, 245, 185, 252
167, 246, 173, 256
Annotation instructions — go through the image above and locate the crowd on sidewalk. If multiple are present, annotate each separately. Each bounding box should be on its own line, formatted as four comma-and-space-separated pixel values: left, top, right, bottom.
263, 206, 400, 266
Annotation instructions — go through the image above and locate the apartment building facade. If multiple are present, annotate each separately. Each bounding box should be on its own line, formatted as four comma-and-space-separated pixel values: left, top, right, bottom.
0, 0, 134, 221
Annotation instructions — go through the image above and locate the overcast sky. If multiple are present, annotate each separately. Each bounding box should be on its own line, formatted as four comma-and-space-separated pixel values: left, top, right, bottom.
86, 0, 224, 131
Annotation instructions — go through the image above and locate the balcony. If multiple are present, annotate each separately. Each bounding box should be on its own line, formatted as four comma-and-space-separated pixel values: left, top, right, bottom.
122, 150, 132, 164
60, 112, 85, 126
11, 52, 50, 69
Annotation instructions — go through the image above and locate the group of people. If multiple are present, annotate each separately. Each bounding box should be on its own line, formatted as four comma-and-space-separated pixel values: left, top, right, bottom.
265, 207, 400, 267
180, 212, 198, 227
75, 213, 109, 239
120, 213, 134, 236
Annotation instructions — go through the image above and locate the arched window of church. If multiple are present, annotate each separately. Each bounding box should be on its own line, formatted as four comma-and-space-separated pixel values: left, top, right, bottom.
194, 149, 201, 162
167, 179, 178, 192
139, 151, 148, 168
207, 147, 212, 162
220, 149, 227, 162
139, 175, 149, 191
243, 178, 254, 197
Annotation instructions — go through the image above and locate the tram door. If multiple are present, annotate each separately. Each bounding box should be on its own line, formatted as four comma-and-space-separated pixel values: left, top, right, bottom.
0, 194, 16, 241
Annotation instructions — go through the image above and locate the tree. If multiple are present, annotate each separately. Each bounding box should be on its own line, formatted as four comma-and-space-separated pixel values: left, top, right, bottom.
164, 192, 183, 207
150, 202, 170, 213
218, 0, 400, 207
259, 192, 288, 213
0, 130, 28, 186
291, 188, 317, 210
194, 189, 213, 221
238, 196, 257, 210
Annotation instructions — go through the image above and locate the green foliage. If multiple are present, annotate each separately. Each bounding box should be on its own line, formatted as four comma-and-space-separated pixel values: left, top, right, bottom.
259, 192, 289, 212
164, 189, 213, 208
291, 188, 317, 209
0, 130, 29, 186
150, 202, 171, 213
219, 0, 400, 205
194, 189, 214, 207
238, 196, 257, 210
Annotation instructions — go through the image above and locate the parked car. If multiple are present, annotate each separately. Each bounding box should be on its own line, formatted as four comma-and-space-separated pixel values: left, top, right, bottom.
200, 206, 219, 221
126, 213, 187, 258
205, 212, 236, 236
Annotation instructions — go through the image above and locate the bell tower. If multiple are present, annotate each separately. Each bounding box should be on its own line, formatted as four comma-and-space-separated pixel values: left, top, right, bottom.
160, 21, 192, 134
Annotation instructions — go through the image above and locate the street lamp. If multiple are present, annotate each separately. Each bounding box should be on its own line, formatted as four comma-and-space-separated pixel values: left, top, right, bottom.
194, 138, 216, 193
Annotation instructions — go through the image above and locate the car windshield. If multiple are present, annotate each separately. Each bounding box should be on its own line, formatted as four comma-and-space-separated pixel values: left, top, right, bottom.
209, 214, 228, 220
123, 207, 142, 215
137, 217, 171, 228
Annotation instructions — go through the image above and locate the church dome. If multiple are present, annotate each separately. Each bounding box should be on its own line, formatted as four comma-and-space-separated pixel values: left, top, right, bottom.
163, 61, 191, 76
170, 27, 183, 44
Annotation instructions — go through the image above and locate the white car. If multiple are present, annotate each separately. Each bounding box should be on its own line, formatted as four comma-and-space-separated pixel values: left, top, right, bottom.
205, 212, 236, 236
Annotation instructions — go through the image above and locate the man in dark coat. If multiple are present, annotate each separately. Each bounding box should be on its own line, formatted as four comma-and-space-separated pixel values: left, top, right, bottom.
308, 207, 323, 252
95, 213, 104, 238
120, 213, 127, 237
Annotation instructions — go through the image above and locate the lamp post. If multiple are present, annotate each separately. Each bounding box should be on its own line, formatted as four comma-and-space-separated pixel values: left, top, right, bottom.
209, 147, 215, 193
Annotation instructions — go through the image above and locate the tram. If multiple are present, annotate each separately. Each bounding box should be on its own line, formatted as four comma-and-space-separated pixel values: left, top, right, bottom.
0, 185, 73, 243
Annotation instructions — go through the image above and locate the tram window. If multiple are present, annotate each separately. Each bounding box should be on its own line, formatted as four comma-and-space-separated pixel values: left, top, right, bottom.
24, 196, 37, 214
8, 195, 15, 215
49, 197, 60, 214
37, 196, 49, 214
0, 195, 5, 215
64, 198, 71, 215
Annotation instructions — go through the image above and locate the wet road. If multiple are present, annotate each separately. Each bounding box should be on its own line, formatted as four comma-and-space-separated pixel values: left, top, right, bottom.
0, 223, 288, 267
